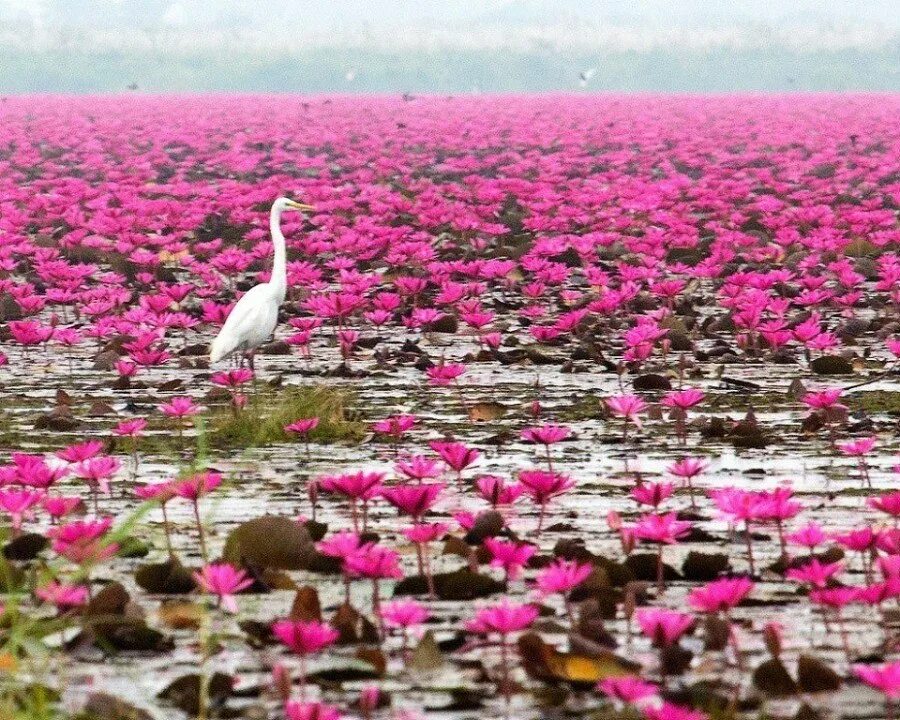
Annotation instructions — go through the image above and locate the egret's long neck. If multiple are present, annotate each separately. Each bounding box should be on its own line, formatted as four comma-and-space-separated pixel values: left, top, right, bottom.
269, 204, 288, 304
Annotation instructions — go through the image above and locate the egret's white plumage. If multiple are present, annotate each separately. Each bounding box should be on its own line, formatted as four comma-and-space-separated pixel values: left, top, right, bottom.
209, 197, 312, 365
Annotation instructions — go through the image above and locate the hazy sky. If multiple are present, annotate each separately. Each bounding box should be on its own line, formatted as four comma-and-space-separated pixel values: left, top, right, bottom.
2, 0, 898, 92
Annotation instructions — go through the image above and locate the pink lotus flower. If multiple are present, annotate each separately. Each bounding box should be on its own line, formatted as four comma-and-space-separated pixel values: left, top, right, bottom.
284, 701, 342, 720
787, 558, 845, 588
633, 512, 692, 544
534, 558, 593, 597
521, 424, 570, 445
425, 362, 466, 386
75, 455, 121, 497
193, 563, 253, 613
11, 453, 68, 489
787, 522, 828, 549
345, 543, 404, 580
484, 537, 536, 582
112, 418, 148, 437
518, 469, 575, 533
0, 488, 44, 535
635, 607, 695, 647
380, 599, 429, 629
402, 521, 448, 544
372, 414, 417, 438
285, 417, 319, 435
632, 481, 675, 508
869, 490, 900, 518
643, 703, 708, 720
172, 471, 222, 500
172, 471, 222, 562
688, 577, 754, 613
211, 368, 254, 387
475, 475, 524, 507
802, 388, 846, 411
159, 396, 201, 419
380, 482, 444, 519
598, 676, 657, 703
465, 600, 538, 635
855, 661, 900, 700
633, 512, 692, 593
320, 471, 384, 532
838, 436, 876, 456
662, 388, 704, 410
35, 580, 89, 610
395, 455, 442, 481
56, 441, 104, 463
606, 394, 647, 436
49, 517, 118, 565
429, 441, 480, 474
42, 495, 83, 521
272, 620, 339, 655
317, 530, 362, 560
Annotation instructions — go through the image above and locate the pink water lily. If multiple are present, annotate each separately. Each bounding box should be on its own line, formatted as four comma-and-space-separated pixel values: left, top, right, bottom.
606, 394, 647, 439
3, 91, 900, 718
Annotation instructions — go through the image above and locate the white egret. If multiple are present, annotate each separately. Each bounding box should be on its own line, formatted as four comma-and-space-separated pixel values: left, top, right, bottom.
209, 197, 313, 368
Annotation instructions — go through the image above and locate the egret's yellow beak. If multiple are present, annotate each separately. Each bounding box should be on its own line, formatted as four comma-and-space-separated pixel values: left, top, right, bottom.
286, 200, 314, 212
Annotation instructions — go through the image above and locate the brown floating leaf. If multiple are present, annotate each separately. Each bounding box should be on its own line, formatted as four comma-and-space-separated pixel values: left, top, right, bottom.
441, 534, 472, 560
355, 647, 387, 677
3, 532, 49, 561
468, 401, 506, 422
517, 632, 637, 688
787, 378, 807, 399
703, 616, 731, 652
661, 645, 694, 676
256, 568, 296, 591
158, 602, 204, 630
82, 692, 153, 720
158, 673, 233, 715
797, 655, 841, 693
393, 568, 505, 600
624, 553, 681, 583
632, 373, 672, 391
135, 556, 197, 594
304, 519, 328, 541
289, 586, 322, 622
86, 582, 130, 617
83, 619, 172, 653
331, 603, 379, 645
87, 401, 117, 417
239, 620, 274, 648
753, 658, 798, 697
34, 406, 81, 432
425, 688, 485, 712
93, 350, 120, 371
408, 630, 445, 672
681, 551, 731, 581
463, 510, 505, 544
435, 569, 505, 600
810, 355, 854, 376
223, 515, 314, 570
794, 704, 824, 720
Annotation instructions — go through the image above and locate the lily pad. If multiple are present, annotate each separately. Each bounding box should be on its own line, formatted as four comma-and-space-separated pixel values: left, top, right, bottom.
223, 515, 314, 570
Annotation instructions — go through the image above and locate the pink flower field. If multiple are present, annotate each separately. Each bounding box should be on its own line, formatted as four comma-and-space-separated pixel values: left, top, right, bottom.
1, 94, 900, 719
